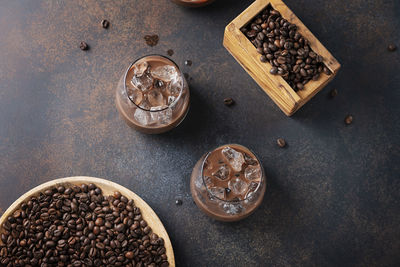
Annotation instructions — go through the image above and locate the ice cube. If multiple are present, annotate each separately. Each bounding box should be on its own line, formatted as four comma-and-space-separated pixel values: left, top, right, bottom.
167, 96, 176, 106
248, 181, 259, 191
150, 105, 172, 125
133, 61, 149, 77
212, 164, 230, 180
204, 176, 213, 187
127, 88, 143, 105
133, 108, 151, 126
244, 153, 258, 165
151, 65, 178, 82
221, 201, 243, 215
131, 73, 153, 92
244, 191, 257, 203
147, 88, 166, 107
167, 76, 182, 97
154, 79, 167, 91
208, 187, 226, 200
222, 147, 245, 172
244, 165, 262, 180
228, 177, 248, 195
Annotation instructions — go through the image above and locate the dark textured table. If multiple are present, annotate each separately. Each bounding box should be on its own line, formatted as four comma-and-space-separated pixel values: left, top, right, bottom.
0, 0, 399, 266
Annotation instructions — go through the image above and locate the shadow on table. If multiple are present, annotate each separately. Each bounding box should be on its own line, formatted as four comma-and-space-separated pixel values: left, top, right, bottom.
208, 165, 303, 231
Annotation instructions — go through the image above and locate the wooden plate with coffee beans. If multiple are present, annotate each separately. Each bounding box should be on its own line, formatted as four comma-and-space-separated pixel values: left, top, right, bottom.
0, 176, 174, 266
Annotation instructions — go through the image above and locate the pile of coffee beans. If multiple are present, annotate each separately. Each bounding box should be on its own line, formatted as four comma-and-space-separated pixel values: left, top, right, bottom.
241, 5, 331, 91
0, 184, 169, 267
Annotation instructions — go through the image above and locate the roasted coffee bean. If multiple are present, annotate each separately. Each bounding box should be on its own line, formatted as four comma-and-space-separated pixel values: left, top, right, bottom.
144, 34, 159, 47
387, 44, 397, 52
224, 97, 235, 106
0, 183, 167, 266
270, 67, 278, 75
79, 41, 89, 51
167, 49, 174, 56
277, 138, 286, 148
323, 66, 332, 75
330, 88, 338, 98
344, 115, 353, 125
101, 19, 110, 29
175, 199, 183, 206
184, 60, 192, 66
260, 55, 268, 62
247, 30, 257, 38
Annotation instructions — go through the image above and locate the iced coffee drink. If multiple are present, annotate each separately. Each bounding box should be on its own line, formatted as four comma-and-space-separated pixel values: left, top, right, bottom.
171, 0, 215, 7
116, 55, 190, 134
190, 144, 266, 221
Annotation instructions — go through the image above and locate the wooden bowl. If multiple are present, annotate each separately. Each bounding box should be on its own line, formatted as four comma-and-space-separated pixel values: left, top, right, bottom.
223, 0, 341, 116
0, 176, 175, 266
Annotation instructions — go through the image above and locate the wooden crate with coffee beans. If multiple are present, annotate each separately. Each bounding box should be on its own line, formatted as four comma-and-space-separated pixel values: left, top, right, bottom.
223, 0, 340, 116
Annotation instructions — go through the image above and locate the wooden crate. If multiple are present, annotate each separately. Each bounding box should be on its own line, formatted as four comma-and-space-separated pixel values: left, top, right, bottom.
223, 0, 341, 116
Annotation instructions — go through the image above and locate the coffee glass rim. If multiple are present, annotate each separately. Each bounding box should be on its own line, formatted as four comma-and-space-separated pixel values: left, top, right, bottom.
200, 143, 265, 203
124, 54, 185, 112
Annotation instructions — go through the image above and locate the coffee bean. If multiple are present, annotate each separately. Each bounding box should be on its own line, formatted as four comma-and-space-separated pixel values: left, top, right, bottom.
144, 34, 159, 47
270, 67, 278, 75
344, 115, 353, 125
185, 60, 192, 66
101, 19, 110, 29
260, 55, 268, 62
224, 97, 235, 106
95, 217, 104, 226
323, 66, 332, 75
247, 30, 257, 38
167, 49, 174, 56
296, 83, 304, 90
277, 138, 286, 148
330, 88, 338, 98
387, 44, 397, 52
175, 199, 182, 206
79, 41, 89, 51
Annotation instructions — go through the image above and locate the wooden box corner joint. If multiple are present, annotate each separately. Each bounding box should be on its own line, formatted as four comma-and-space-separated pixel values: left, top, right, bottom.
223, 0, 341, 116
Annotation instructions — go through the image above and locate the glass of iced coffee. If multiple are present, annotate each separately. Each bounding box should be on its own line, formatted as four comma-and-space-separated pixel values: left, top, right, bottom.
190, 144, 266, 221
171, 0, 215, 7
116, 55, 190, 134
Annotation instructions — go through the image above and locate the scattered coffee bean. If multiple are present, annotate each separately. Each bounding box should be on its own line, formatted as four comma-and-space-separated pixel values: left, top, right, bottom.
175, 199, 182, 206
387, 44, 397, 52
330, 88, 337, 98
344, 115, 353, 125
277, 138, 286, 148
0, 184, 169, 266
101, 19, 110, 29
79, 41, 89, 51
225, 188, 231, 194
241, 4, 330, 91
167, 49, 174, 56
224, 97, 235, 106
144, 34, 159, 47
185, 60, 192, 66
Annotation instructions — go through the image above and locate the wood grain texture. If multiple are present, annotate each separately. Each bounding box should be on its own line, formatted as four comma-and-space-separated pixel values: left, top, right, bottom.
0, 176, 175, 267
223, 0, 341, 116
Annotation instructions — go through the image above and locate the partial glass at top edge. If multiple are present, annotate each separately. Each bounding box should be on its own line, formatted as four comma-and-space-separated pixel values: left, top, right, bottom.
200, 144, 265, 203
124, 54, 185, 112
